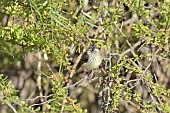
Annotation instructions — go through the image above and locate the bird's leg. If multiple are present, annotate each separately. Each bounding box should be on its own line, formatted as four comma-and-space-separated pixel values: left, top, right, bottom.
88, 70, 94, 78
83, 69, 94, 78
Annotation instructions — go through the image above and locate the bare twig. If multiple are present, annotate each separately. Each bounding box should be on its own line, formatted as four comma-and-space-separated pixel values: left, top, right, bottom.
69, 47, 87, 79
36, 51, 43, 102
12, 100, 36, 113
85, 77, 98, 87
26, 94, 54, 101
7, 103, 17, 113
114, 23, 125, 37
126, 40, 143, 68
118, 38, 146, 62
64, 77, 84, 89
60, 97, 67, 113
30, 99, 55, 107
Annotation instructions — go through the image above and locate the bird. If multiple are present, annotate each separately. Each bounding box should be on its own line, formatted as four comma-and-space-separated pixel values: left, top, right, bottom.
77, 45, 103, 71
68, 45, 103, 80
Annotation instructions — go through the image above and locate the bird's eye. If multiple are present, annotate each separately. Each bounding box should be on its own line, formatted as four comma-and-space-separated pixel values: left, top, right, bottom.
88, 48, 93, 52
92, 48, 95, 51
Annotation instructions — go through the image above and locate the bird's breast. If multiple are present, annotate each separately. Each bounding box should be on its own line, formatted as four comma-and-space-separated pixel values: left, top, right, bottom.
82, 55, 102, 70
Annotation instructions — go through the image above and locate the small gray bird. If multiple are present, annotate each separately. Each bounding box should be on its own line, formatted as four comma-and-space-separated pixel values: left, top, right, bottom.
79, 46, 102, 70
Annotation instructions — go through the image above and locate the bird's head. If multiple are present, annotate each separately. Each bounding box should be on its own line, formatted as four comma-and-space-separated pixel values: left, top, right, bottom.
87, 45, 100, 55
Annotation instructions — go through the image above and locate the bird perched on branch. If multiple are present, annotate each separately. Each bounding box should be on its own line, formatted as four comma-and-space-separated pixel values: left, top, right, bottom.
67, 45, 103, 83
76, 45, 103, 72
81, 46, 102, 70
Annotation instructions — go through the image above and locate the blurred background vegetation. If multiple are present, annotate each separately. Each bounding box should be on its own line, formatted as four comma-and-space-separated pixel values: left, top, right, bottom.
0, 0, 170, 113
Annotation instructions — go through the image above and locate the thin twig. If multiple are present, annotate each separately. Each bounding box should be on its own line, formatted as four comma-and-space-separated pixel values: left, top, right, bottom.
30, 99, 55, 107
60, 97, 67, 113
69, 48, 87, 78
7, 103, 17, 113
65, 74, 90, 89
12, 100, 36, 113
26, 94, 54, 101
118, 37, 146, 62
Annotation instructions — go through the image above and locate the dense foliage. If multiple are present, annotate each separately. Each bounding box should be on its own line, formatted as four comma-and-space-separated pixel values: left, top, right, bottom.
0, 0, 170, 113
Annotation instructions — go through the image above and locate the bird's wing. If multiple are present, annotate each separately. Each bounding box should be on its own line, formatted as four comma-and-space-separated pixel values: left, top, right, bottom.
77, 51, 89, 68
